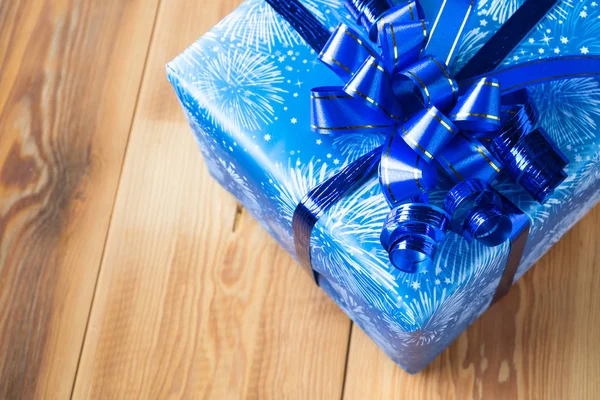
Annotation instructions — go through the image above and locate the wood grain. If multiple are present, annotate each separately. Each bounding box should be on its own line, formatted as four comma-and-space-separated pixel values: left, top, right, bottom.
4, 0, 600, 398
71, 0, 352, 398
343, 204, 600, 400
0, 0, 159, 398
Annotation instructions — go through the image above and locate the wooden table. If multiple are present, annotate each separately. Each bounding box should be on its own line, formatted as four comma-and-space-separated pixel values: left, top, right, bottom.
1, 1, 599, 398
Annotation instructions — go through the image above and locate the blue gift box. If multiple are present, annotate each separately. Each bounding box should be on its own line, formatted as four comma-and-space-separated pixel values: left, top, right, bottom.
167, 0, 600, 373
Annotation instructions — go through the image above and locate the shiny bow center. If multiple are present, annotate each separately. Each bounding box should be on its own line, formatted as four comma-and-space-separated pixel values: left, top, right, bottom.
310, 0, 568, 273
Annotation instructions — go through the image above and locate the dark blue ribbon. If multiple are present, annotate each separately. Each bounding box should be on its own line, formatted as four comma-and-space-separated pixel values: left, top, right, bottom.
264, 0, 331, 52
455, 0, 560, 80
293, 148, 381, 282
460, 56, 600, 94
264, 0, 600, 297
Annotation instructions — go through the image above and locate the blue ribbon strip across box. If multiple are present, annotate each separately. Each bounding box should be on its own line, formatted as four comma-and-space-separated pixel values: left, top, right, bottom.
167, 0, 600, 373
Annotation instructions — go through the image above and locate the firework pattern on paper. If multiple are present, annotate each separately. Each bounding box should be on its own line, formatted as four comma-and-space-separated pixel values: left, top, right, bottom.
168, 0, 600, 372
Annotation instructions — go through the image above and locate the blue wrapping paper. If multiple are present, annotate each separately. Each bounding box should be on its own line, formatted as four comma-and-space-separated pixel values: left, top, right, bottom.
167, 0, 600, 373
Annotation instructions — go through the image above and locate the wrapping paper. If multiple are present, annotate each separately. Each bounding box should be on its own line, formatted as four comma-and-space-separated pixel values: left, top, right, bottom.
167, 0, 600, 372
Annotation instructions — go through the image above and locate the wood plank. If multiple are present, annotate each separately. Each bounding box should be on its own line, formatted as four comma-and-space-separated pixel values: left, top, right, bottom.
0, 0, 159, 398
72, 0, 352, 398
343, 204, 600, 400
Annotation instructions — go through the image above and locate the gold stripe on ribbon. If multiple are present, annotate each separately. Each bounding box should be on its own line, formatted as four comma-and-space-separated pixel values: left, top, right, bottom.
347, 86, 404, 120
367, 57, 388, 75
406, 71, 431, 104
450, 112, 501, 121
420, 20, 428, 55
311, 95, 353, 99
407, 0, 415, 20
343, 29, 378, 59
390, 24, 399, 70
402, 126, 435, 160
428, 0, 447, 44
414, 155, 425, 192
439, 155, 464, 181
459, 132, 502, 173
427, 108, 456, 133
428, 56, 458, 98
477, 80, 500, 88
311, 124, 390, 131
319, 54, 352, 74
476, 146, 502, 173
445, 0, 475, 66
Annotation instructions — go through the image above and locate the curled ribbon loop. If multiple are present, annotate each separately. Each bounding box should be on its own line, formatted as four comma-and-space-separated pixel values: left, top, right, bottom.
400, 106, 457, 162
502, 129, 569, 203
311, 86, 391, 133
345, 56, 405, 120
392, 57, 458, 114
345, 0, 425, 41
464, 204, 512, 246
320, 25, 379, 81
450, 78, 502, 132
487, 97, 569, 203
308, 0, 556, 270
378, 21, 428, 74
380, 203, 450, 273
345, 0, 391, 39
258, 0, 600, 279
445, 180, 512, 247
379, 134, 437, 205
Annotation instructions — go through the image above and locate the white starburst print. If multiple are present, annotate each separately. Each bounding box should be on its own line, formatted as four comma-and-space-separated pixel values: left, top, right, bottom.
575, 148, 600, 195
267, 157, 336, 225
505, 1, 594, 64
477, 0, 523, 24
218, 0, 343, 51
450, 27, 492, 74
545, 0, 575, 22
185, 44, 287, 133
557, 1, 600, 53
530, 78, 600, 145
332, 133, 385, 160
311, 179, 400, 304
168, 0, 600, 374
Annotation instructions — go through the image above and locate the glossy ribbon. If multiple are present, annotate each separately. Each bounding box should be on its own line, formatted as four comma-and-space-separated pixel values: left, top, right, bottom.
308, 0, 565, 272
456, 0, 560, 80
264, 0, 600, 292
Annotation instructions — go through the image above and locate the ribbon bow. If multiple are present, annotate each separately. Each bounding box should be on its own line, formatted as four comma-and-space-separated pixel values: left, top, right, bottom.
309, 0, 568, 273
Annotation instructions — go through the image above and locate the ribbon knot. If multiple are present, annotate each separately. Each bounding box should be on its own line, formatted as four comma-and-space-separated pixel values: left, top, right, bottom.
310, 0, 568, 273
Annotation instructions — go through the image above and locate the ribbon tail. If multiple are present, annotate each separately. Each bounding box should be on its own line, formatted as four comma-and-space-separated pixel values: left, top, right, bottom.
444, 181, 531, 301
459, 56, 600, 94
491, 195, 531, 304
424, 0, 475, 66
311, 87, 392, 133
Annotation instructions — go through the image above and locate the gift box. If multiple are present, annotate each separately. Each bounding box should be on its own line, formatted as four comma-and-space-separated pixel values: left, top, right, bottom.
167, 0, 600, 373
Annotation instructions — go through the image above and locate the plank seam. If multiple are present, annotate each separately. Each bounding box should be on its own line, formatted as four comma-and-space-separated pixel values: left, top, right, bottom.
340, 322, 354, 400
232, 202, 245, 232
67, 0, 165, 397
